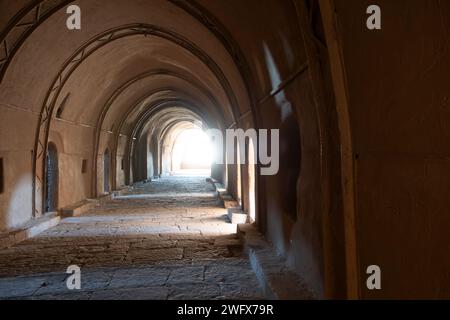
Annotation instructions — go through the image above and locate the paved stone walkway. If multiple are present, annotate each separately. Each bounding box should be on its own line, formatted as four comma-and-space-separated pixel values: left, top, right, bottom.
0, 176, 264, 300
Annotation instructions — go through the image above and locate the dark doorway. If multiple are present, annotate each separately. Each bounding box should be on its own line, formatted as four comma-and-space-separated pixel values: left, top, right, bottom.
0, 158, 4, 194
45, 143, 58, 213
104, 149, 110, 193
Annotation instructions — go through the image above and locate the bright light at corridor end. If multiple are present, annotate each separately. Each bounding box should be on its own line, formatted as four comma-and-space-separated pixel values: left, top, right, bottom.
172, 128, 213, 171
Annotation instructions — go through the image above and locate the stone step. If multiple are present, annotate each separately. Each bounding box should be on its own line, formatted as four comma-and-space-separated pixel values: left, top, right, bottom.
208, 178, 249, 225
60, 199, 99, 217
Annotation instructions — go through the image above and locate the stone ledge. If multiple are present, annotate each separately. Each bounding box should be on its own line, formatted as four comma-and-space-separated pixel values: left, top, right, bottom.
207, 180, 246, 222
227, 208, 248, 224
61, 186, 132, 217
207, 180, 241, 209
237, 224, 316, 300
0, 213, 61, 249
111, 186, 133, 199
60, 199, 99, 217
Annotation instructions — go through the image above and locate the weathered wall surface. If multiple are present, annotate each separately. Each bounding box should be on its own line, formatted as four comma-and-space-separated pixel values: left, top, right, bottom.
335, 0, 450, 298
199, 0, 331, 297
0, 0, 333, 297
49, 122, 93, 208
0, 105, 36, 230
0, 0, 245, 228
5, 0, 448, 300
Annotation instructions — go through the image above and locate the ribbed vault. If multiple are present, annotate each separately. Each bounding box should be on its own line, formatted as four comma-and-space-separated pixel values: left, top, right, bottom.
0, 0, 354, 299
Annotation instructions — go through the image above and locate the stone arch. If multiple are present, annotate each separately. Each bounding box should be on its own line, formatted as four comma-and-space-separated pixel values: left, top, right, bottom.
31, 23, 243, 215
92, 70, 226, 194
159, 121, 201, 176
0, 0, 362, 299
128, 104, 212, 184
104, 87, 224, 192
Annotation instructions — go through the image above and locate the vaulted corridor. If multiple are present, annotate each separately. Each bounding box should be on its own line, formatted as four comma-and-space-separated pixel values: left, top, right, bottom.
2, 0, 450, 301
0, 176, 263, 300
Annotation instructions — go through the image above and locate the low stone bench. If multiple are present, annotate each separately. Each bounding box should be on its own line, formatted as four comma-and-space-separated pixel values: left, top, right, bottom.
0, 213, 60, 249
60, 199, 98, 217
208, 179, 249, 224
227, 207, 248, 224
111, 187, 132, 199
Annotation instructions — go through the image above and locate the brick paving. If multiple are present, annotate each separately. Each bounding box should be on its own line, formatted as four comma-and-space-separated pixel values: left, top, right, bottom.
0, 176, 263, 300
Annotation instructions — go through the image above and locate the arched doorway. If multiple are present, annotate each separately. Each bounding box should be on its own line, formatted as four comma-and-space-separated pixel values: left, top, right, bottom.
248, 138, 256, 222
104, 149, 110, 193
171, 127, 212, 176
45, 142, 58, 213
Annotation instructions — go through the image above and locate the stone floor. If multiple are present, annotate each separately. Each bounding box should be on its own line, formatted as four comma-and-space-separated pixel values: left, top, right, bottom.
0, 176, 264, 300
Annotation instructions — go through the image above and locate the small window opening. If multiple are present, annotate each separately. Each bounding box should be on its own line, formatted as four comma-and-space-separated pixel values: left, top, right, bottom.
81, 159, 88, 174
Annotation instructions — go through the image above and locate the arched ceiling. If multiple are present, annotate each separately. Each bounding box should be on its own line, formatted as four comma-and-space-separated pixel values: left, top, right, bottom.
0, 0, 306, 216
127, 105, 206, 170
0, 1, 309, 160
0, 0, 252, 126
50, 32, 235, 129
